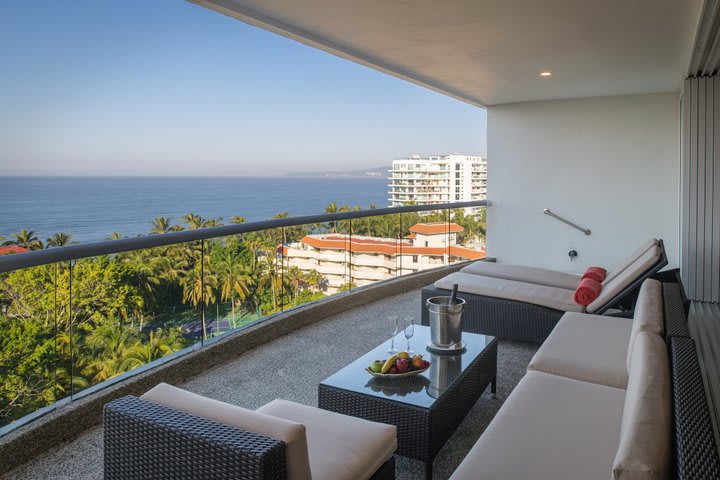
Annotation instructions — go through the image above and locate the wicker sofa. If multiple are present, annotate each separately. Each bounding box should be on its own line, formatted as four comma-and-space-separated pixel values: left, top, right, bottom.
104, 384, 397, 480
448, 279, 720, 480
421, 239, 668, 343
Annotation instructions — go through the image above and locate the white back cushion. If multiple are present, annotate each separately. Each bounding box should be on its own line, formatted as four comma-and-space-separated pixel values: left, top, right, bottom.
142, 383, 312, 480
612, 332, 670, 480
627, 279, 664, 372
586, 246, 661, 313
604, 239, 659, 284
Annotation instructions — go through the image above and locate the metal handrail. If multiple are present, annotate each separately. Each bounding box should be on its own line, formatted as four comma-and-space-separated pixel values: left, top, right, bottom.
0, 200, 490, 273
543, 208, 591, 236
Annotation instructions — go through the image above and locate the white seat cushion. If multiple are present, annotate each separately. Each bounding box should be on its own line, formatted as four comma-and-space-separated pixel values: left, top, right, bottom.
528, 312, 632, 389
257, 399, 396, 480
435, 271, 583, 312
142, 384, 312, 480
627, 279, 664, 371
587, 246, 662, 314
604, 239, 659, 284
613, 332, 671, 480
449, 371, 626, 480
460, 261, 582, 290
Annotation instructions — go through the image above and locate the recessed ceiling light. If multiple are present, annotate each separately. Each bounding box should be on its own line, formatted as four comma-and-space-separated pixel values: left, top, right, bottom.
539, 71, 552, 77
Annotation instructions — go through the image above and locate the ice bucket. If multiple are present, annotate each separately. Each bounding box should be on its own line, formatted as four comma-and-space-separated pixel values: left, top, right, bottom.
425, 296, 465, 348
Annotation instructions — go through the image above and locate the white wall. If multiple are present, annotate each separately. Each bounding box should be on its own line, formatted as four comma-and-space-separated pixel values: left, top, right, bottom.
486, 93, 679, 273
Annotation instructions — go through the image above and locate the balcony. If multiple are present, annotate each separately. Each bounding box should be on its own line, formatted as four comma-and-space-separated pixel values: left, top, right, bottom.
4, 0, 720, 479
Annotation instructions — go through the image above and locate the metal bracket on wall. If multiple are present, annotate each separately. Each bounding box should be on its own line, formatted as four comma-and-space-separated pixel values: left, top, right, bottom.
543, 208, 591, 235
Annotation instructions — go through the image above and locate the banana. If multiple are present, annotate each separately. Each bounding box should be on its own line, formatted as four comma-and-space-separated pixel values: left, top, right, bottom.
381, 354, 398, 374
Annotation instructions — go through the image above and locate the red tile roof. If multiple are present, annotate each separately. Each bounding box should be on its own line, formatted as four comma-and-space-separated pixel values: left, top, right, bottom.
0, 246, 29, 256
409, 223, 464, 234
294, 235, 485, 260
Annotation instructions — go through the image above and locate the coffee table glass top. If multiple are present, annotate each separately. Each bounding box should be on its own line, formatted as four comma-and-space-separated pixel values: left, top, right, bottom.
320, 325, 495, 409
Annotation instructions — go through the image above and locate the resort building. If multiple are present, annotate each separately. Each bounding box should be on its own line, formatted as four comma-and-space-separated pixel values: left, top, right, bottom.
283, 222, 485, 293
388, 154, 487, 207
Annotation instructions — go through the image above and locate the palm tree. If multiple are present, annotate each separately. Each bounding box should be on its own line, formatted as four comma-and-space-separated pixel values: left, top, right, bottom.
3, 228, 44, 250
243, 232, 266, 269
338, 205, 361, 234
325, 202, 349, 233
150, 217, 173, 235
231, 216, 246, 224
257, 255, 286, 311
205, 217, 224, 227
81, 322, 140, 383
285, 266, 306, 305
180, 247, 217, 340
216, 253, 252, 325
46, 232, 74, 248
304, 269, 327, 292
452, 208, 486, 244
122, 328, 184, 369
182, 213, 208, 230
121, 249, 161, 328
273, 212, 290, 244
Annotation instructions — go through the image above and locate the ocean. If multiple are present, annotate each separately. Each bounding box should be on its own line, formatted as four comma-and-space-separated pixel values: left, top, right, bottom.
0, 176, 388, 244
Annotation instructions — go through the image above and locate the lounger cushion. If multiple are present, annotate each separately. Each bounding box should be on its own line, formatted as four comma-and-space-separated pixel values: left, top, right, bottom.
612, 333, 671, 480
435, 272, 583, 313
604, 239, 658, 284
586, 246, 662, 314
258, 399, 397, 480
142, 383, 312, 480
459, 261, 581, 290
449, 371, 625, 480
627, 279, 664, 372
528, 312, 632, 389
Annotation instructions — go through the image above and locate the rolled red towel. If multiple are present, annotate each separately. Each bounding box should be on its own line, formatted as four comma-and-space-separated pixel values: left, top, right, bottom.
582, 266, 607, 283
574, 278, 602, 306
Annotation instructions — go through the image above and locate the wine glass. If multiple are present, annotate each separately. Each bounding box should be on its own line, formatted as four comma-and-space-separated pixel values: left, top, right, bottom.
403, 316, 415, 353
387, 315, 399, 353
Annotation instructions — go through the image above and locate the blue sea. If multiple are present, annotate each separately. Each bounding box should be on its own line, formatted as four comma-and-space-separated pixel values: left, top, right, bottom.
0, 176, 388, 243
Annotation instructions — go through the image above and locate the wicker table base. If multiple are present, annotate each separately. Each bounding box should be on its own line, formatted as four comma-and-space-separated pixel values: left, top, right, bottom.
318, 327, 497, 480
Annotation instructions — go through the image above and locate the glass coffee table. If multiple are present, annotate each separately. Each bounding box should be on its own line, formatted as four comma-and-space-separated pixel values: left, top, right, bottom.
318, 325, 497, 480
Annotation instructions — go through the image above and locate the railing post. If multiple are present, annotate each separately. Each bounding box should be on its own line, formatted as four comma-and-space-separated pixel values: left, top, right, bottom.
68, 259, 75, 398
201, 239, 206, 344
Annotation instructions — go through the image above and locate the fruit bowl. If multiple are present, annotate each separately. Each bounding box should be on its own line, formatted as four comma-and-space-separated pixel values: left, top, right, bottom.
365, 366, 429, 377
367, 352, 431, 377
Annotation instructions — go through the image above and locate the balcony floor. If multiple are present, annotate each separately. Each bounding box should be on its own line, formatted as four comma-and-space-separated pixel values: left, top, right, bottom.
1, 289, 538, 480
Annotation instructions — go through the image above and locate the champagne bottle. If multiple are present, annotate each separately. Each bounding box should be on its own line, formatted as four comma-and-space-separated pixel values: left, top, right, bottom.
449, 283, 459, 306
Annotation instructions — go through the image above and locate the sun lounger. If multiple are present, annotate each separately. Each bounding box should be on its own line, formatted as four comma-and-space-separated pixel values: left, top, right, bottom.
458, 238, 659, 290
421, 240, 667, 343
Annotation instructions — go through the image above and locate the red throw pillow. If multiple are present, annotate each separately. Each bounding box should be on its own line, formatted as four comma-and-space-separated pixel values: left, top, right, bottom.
574, 278, 602, 306
582, 266, 607, 283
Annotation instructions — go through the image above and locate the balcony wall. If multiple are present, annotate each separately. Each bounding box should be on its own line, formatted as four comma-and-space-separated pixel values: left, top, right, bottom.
486, 92, 680, 272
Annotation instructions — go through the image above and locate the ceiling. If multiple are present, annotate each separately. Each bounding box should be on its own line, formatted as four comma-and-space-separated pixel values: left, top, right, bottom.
191, 0, 703, 107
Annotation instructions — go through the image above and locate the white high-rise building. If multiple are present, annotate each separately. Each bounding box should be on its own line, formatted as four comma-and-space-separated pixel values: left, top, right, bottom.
388, 154, 487, 207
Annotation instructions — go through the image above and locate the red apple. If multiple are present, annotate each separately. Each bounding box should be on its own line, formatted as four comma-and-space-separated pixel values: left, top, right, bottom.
396, 358, 410, 373
388, 366, 398, 374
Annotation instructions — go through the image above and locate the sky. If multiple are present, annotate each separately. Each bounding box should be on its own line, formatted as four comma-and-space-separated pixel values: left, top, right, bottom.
0, 1, 487, 176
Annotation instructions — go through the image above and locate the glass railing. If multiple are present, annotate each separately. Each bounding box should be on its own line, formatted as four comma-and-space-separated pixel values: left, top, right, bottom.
0, 201, 487, 433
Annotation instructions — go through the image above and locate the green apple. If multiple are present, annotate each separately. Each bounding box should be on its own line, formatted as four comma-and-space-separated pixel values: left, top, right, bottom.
369, 360, 384, 373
